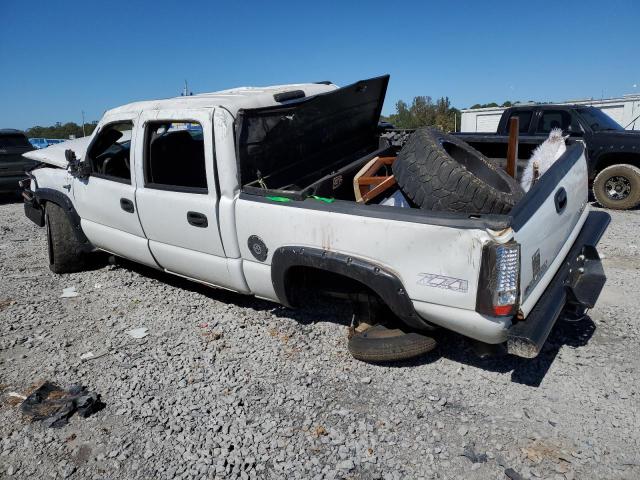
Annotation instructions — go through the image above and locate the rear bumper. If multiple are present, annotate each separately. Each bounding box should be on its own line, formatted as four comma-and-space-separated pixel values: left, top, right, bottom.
507, 210, 610, 358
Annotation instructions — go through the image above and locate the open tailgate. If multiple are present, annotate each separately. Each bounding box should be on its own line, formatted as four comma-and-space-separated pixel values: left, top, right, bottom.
510, 143, 591, 316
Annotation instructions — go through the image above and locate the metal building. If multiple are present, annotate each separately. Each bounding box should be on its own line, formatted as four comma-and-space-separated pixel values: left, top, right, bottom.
460, 94, 640, 132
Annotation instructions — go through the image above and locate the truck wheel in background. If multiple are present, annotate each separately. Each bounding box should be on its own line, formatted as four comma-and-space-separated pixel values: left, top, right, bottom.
46, 202, 87, 274
392, 128, 524, 214
593, 164, 640, 210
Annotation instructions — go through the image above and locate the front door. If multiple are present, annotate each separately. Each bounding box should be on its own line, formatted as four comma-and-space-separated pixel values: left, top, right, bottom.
73, 114, 156, 267
133, 109, 236, 290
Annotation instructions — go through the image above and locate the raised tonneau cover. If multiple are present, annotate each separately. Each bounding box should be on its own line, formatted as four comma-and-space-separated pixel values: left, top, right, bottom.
235, 75, 389, 191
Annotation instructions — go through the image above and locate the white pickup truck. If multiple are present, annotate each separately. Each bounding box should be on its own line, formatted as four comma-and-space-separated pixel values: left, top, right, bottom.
22, 75, 610, 360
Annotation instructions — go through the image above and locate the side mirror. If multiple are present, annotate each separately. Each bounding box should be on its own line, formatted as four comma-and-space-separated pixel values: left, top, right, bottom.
66, 149, 91, 178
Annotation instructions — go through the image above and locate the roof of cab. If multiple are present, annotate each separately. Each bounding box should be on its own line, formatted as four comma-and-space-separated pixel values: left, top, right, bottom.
106, 82, 338, 117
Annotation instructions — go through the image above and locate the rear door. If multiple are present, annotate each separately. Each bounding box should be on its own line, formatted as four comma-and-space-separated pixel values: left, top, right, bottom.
134, 109, 237, 290
510, 143, 590, 316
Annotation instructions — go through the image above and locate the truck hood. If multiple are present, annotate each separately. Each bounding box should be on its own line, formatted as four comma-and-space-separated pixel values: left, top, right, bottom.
22, 136, 93, 168
235, 75, 389, 187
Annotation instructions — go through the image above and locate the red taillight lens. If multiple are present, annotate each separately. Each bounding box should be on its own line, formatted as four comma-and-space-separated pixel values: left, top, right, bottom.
476, 241, 520, 317
493, 305, 514, 316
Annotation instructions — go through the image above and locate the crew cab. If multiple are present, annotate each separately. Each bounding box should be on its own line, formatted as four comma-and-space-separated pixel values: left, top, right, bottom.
455, 105, 640, 210
21, 76, 610, 359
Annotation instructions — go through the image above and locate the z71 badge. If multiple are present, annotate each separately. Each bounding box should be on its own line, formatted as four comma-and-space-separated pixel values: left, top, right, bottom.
417, 273, 468, 293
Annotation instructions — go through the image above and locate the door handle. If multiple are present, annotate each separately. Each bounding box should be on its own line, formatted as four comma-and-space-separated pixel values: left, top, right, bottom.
187, 211, 208, 228
120, 198, 135, 213
554, 187, 567, 213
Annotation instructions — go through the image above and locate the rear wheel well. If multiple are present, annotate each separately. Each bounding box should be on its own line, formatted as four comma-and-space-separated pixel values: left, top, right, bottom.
283, 266, 398, 327
285, 266, 380, 304
595, 152, 640, 174
271, 246, 433, 331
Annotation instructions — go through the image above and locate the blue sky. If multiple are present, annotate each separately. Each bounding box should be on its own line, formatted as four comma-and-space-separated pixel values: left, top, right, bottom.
1, 0, 639, 130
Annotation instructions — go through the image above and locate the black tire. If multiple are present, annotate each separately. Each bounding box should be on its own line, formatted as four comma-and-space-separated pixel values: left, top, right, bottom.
592, 164, 640, 210
348, 324, 437, 363
392, 128, 524, 214
46, 202, 86, 274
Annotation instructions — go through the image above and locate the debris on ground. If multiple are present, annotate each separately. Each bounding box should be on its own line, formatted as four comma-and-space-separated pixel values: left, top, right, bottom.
60, 286, 79, 298
126, 327, 148, 339
462, 443, 488, 464
504, 467, 524, 480
5, 392, 27, 406
0, 298, 13, 310
20, 382, 102, 428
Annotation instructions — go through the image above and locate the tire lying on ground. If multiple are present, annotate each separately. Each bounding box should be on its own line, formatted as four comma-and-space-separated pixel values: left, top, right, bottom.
348, 324, 437, 363
392, 128, 524, 214
46, 202, 87, 274
592, 164, 640, 210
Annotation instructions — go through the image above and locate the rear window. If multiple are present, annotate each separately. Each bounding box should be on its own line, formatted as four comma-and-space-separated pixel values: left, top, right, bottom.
506, 110, 533, 133
536, 110, 575, 133
0, 134, 31, 148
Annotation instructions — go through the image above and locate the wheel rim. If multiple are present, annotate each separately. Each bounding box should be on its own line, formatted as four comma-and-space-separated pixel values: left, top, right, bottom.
604, 175, 631, 201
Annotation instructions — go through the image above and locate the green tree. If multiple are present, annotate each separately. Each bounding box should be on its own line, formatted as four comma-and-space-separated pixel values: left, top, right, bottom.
26, 121, 97, 139
386, 95, 460, 131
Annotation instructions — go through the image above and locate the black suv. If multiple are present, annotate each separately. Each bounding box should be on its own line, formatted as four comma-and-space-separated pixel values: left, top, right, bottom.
0, 129, 36, 194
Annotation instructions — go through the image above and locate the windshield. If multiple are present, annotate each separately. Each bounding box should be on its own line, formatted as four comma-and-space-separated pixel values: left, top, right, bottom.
577, 107, 623, 132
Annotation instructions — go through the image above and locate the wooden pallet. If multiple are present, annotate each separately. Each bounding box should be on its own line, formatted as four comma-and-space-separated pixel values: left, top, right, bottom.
353, 156, 397, 203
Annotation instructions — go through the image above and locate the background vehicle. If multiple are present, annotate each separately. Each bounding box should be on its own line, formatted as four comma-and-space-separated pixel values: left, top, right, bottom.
29, 138, 68, 149
0, 129, 37, 194
21, 76, 609, 360
454, 105, 640, 209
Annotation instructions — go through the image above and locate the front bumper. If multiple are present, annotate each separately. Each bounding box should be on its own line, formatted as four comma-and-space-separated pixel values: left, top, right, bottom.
507, 210, 610, 358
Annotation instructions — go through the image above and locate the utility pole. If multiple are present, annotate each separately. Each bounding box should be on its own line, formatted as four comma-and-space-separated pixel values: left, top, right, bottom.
81, 110, 86, 137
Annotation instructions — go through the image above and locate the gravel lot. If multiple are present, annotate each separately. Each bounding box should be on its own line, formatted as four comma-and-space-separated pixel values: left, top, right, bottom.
1, 196, 639, 480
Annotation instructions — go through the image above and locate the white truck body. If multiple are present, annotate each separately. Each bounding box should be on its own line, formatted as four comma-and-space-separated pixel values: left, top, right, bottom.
23, 76, 609, 358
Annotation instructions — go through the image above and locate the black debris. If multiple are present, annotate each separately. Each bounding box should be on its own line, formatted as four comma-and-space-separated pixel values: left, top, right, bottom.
20, 382, 103, 428
462, 444, 488, 464
504, 467, 524, 480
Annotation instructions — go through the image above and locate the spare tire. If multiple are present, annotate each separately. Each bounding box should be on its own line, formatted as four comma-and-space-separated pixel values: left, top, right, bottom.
348, 324, 437, 363
392, 128, 524, 214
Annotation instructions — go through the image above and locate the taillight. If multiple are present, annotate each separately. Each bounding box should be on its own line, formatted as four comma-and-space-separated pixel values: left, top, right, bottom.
476, 241, 520, 317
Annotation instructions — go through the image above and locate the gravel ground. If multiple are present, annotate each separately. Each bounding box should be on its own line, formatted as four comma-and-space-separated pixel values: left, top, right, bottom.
1, 196, 639, 480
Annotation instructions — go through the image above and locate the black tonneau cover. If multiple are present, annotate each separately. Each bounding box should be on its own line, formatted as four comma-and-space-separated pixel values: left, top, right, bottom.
236, 75, 389, 191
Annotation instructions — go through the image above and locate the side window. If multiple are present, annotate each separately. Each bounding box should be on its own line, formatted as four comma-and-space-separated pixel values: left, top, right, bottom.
144, 122, 207, 193
86, 121, 133, 183
536, 110, 572, 134
507, 110, 533, 133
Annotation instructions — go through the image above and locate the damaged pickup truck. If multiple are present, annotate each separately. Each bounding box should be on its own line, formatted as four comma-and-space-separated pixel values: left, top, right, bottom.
21, 75, 610, 362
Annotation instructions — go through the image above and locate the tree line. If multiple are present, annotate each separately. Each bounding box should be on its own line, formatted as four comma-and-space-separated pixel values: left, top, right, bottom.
26, 121, 98, 139
381, 96, 461, 131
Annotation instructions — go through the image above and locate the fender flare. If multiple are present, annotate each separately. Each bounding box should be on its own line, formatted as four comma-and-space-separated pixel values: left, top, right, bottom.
270, 246, 432, 331
33, 188, 93, 252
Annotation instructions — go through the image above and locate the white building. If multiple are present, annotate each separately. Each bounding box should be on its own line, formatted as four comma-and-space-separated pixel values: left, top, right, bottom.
460, 94, 640, 132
